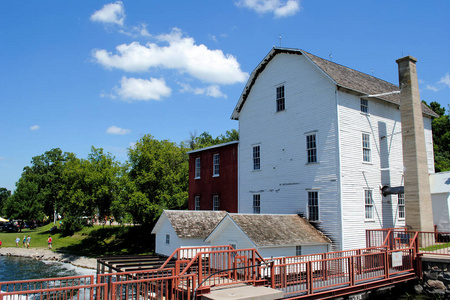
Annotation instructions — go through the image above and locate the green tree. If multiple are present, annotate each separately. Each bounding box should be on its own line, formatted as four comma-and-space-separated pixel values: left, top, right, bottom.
4, 149, 74, 221
188, 129, 239, 150
423, 101, 450, 172
59, 147, 124, 233
3, 179, 42, 221
126, 135, 188, 225
0, 187, 11, 214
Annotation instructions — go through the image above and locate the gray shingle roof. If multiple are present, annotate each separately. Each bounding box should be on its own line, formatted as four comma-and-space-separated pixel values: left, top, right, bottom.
231, 47, 438, 119
229, 214, 331, 246
165, 210, 227, 238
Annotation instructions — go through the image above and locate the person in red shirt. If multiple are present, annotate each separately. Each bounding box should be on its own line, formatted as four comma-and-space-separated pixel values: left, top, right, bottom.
47, 236, 52, 249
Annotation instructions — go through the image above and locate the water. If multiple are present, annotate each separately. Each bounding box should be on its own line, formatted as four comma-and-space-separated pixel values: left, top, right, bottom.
0, 255, 96, 283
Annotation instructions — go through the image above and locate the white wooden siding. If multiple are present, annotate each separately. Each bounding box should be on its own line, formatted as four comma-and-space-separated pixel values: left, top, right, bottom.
238, 53, 341, 250
236, 52, 436, 252
337, 92, 434, 250
154, 218, 181, 257
208, 218, 256, 250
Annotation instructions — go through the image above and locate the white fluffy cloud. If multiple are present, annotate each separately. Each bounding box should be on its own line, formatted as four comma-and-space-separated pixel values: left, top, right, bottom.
92, 28, 248, 85
30, 125, 40, 131
90, 1, 125, 26
106, 125, 131, 135
439, 73, 450, 88
425, 85, 439, 92
179, 83, 227, 98
115, 76, 171, 101
236, 0, 301, 18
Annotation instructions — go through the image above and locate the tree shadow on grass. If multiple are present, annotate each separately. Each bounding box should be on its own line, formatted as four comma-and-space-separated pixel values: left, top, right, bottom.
58, 225, 155, 258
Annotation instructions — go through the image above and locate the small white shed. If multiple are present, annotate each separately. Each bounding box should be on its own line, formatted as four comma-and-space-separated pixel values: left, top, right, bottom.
151, 210, 227, 257
205, 214, 331, 258
430, 172, 450, 232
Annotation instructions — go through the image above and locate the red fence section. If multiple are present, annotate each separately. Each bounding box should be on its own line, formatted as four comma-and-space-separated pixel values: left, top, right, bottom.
0, 283, 107, 300
110, 274, 195, 300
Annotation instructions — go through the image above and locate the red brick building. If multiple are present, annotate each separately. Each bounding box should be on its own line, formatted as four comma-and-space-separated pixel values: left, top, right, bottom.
187, 141, 238, 212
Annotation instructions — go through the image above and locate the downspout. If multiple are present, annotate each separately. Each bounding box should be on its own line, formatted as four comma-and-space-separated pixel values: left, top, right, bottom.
335, 87, 344, 251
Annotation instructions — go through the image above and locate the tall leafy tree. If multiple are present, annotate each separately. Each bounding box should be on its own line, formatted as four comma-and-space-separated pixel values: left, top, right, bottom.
59, 147, 123, 233
0, 187, 12, 216
126, 134, 189, 225
423, 101, 450, 172
4, 148, 74, 221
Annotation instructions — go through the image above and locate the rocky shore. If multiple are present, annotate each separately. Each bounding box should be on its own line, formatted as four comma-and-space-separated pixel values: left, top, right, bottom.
0, 247, 97, 270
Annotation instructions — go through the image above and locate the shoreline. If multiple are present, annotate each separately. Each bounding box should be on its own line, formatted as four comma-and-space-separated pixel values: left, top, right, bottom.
0, 247, 97, 270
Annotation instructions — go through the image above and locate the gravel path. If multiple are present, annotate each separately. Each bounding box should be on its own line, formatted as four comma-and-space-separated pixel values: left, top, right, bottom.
0, 247, 97, 270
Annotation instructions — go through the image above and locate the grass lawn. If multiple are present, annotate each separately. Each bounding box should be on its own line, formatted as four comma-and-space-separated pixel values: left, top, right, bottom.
0, 224, 154, 258
420, 242, 450, 252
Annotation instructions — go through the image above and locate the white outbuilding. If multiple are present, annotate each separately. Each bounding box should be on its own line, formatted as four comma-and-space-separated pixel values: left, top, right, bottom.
430, 172, 450, 232
151, 210, 227, 257
205, 214, 331, 258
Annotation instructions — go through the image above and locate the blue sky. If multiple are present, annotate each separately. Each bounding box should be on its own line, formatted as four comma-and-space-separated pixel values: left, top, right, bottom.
1, 0, 449, 192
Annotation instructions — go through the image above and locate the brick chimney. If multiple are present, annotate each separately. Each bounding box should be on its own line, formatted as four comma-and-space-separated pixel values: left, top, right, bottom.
396, 56, 434, 232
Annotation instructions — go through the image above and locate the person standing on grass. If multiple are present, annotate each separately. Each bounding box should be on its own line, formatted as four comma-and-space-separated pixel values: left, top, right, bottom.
48, 236, 52, 249
23, 235, 26, 247
15, 236, 20, 247
0, 239, 2, 248
26, 235, 31, 248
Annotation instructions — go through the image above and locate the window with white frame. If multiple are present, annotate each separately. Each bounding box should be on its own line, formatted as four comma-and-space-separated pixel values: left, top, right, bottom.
276, 85, 285, 112
195, 157, 201, 178
253, 194, 261, 214
253, 145, 260, 170
398, 193, 405, 219
213, 154, 220, 176
165, 234, 170, 244
360, 98, 369, 113
307, 190, 319, 222
306, 133, 317, 163
364, 189, 374, 220
213, 195, 220, 211
362, 133, 371, 163
296, 245, 302, 256
194, 195, 200, 210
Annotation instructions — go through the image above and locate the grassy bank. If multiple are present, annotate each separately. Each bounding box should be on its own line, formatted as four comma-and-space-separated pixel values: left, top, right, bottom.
0, 224, 154, 258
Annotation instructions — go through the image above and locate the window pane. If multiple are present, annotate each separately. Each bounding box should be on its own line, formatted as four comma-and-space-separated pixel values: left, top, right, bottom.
213, 154, 220, 176
276, 86, 285, 112
195, 157, 201, 178
360, 98, 369, 113
306, 134, 317, 163
398, 194, 405, 219
213, 195, 220, 211
365, 190, 373, 220
195, 196, 200, 210
362, 134, 371, 162
253, 146, 260, 170
308, 191, 319, 221
253, 194, 260, 214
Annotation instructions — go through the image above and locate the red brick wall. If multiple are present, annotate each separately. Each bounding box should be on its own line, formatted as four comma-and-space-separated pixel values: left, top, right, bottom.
188, 143, 238, 212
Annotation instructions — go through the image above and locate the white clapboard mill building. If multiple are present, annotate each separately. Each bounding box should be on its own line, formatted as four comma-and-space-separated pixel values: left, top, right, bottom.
231, 47, 437, 251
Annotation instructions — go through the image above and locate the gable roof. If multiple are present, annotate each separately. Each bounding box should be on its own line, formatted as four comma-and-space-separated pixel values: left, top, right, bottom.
231, 47, 438, 120
151, 210, 227, 238
210, 214, 331, 246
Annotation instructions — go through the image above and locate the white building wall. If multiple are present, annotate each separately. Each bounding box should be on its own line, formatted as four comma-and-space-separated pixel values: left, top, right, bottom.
208, 219, 256, 250
237, 53, 341, 250
424, 118, 435, 174
154, 219, 181, 257
338, 92, 434, 250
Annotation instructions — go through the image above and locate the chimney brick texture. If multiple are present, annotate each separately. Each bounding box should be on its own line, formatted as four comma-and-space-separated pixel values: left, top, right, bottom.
396, 56, 434, 232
